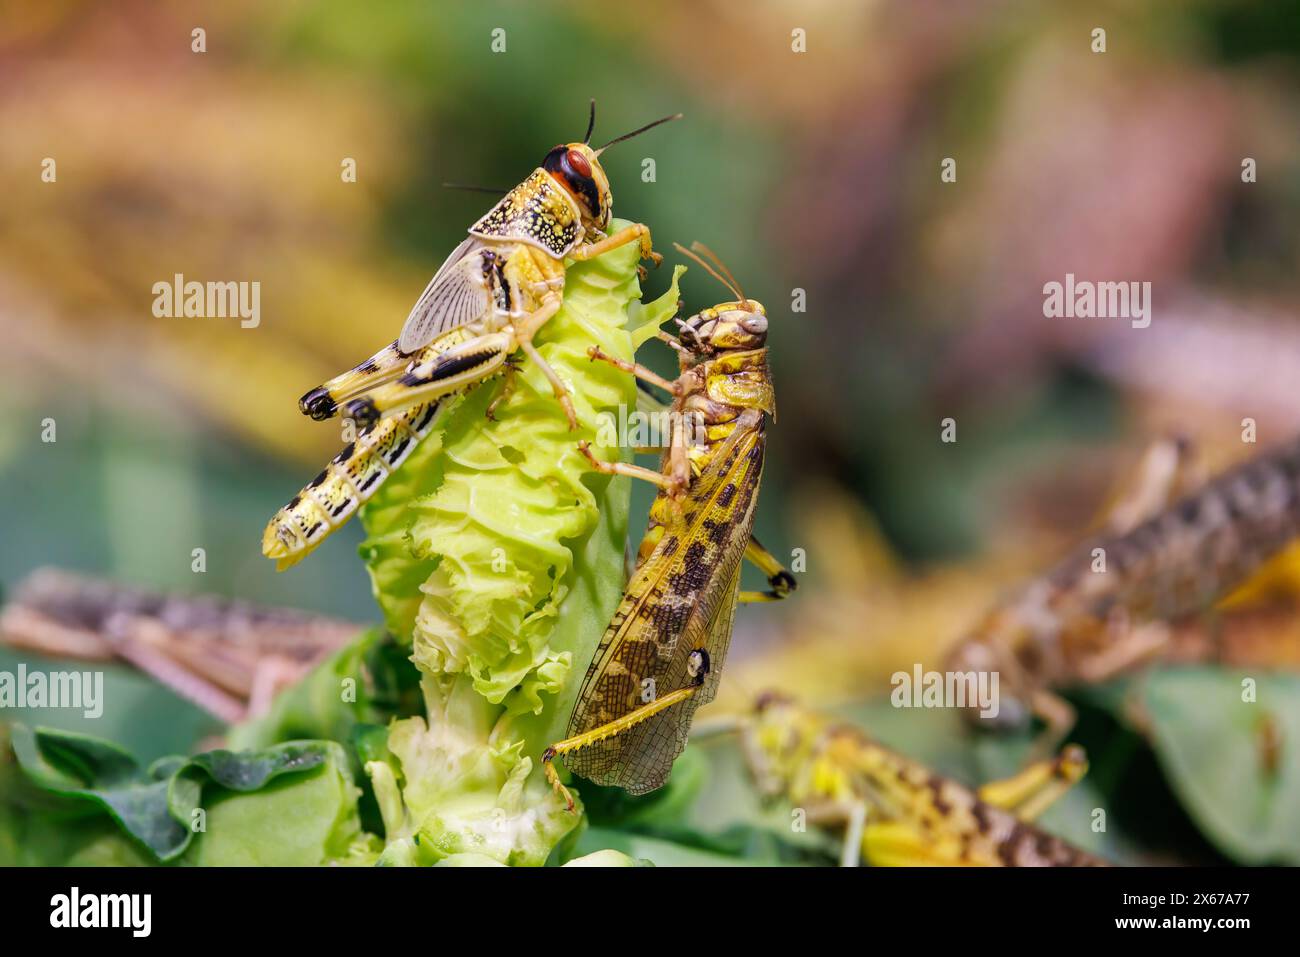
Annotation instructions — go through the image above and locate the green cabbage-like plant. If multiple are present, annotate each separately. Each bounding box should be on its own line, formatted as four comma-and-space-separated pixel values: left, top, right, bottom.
357, 222, 683, 865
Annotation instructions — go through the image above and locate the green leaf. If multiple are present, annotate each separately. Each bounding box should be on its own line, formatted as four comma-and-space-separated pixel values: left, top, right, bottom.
1141, 667, 1300, 864
183, 745, 377, 866
8, 725, 358, 863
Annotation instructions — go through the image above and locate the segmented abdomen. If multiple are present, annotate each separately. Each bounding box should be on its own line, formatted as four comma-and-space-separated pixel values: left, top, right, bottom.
261, 402, 442, 569
1054, 437, 1300, 625
843, 728, 1108, 866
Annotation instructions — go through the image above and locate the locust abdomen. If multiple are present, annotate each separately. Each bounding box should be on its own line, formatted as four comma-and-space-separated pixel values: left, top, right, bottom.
261, 402, 442, 570
964, 437, 1300, 693
1055, 437, 1300, 626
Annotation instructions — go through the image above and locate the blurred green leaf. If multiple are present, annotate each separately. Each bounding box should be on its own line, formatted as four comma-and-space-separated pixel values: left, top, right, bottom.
9, 725, 349, 862
1142, 667, 1300, 864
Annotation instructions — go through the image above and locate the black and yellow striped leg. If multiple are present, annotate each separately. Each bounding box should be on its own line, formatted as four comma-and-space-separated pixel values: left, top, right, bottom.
739, 535, 798, 603
299, 338, 412, 421
341, 332, 514, 426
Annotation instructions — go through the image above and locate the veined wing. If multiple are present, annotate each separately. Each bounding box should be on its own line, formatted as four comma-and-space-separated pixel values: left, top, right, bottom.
398, 237, 504, 354
566, 412, 766, 793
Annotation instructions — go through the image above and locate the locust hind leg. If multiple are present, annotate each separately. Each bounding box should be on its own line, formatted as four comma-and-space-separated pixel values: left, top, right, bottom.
977, 744, 1090, 823
340, 332, 515, 426
299, 339, 413, 421
543, 651, 709, 812
1102, 434, 1202, 535
739, 535, 798, 603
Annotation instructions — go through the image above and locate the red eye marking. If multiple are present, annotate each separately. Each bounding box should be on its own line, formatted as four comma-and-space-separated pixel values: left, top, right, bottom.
567, 149, 591, 177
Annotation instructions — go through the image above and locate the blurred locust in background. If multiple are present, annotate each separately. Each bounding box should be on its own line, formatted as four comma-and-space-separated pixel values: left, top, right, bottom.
949, 434, 1300, 743
544, 245, 796, 808
736, 693, 1106, 867
262, 103, 679, 569
0, 568, 360, 723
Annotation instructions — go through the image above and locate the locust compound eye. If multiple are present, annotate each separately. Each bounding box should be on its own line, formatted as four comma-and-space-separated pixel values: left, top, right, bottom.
543, 145, 602, 220
566, 148, 591, 177
740, 315, 768, 335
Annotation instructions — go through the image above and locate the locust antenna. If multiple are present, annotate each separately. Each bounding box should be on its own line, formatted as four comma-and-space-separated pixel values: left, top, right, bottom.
690, 242, 746, 304
584, 99, 597, 144
673, 242, 749, 308
594, 112, 682, 155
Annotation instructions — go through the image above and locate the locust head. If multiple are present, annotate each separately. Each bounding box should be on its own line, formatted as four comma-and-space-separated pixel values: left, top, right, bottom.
544, 103, 681, 234
543, 142, 612, 232
741, 691, 810, 796
743, 691, 800, 795
945, 608, 1045, 732
671, 241, 768, 356
677, 301, 768, 355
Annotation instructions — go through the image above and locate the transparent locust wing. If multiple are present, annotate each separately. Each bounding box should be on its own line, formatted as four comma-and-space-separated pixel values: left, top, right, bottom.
397, 237, 501, 354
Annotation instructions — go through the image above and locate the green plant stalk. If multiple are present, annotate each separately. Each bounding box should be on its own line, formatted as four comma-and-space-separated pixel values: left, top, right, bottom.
358, 224, 683, 865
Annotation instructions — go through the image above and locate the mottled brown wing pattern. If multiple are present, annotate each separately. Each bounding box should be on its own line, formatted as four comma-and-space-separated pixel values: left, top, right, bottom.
574, 559, 745, 795
565, 417, 765, 793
